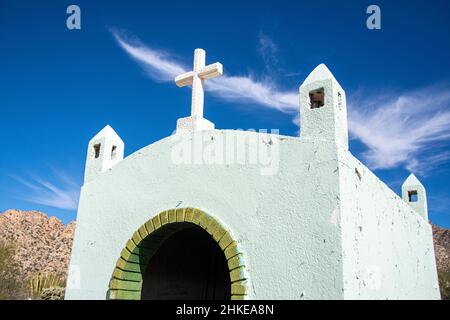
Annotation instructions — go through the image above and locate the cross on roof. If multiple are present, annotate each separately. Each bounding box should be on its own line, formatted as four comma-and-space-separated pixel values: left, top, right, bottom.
175, 49, 223, 119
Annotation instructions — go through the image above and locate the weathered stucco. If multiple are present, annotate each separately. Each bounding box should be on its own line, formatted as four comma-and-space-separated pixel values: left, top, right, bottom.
338, 151, 440, 299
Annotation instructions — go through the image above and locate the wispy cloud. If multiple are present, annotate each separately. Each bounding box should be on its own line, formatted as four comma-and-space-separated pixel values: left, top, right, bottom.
113, 31, 185, 82
111, 29, 450, 175
406, 151, 450, 175
112, 30, 298, 113
348, 86, 450, 172
258, 32, 279, 74
10, 169, 80, 211
257, 32, 304, 79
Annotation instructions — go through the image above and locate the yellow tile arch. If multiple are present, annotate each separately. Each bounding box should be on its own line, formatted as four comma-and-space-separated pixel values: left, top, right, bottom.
108, 207, 249, 300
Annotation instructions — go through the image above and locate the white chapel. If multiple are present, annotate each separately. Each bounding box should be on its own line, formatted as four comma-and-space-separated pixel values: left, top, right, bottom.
66, 49, 440, 300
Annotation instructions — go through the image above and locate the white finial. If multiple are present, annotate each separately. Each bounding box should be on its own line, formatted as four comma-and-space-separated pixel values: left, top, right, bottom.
302, 63, 335, 84
402, 173, 428, 220
174, 49, 223, 133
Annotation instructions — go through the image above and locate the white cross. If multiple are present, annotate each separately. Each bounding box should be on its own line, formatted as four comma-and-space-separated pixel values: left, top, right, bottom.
175, 49, 223, 119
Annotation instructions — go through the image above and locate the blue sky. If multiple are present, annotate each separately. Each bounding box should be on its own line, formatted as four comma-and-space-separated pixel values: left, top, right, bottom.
1, 0, 450, 227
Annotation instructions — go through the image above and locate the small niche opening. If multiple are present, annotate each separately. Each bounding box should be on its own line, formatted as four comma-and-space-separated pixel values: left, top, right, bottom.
93, 144, 101, 159
111, 145, 117, 160
408, 190, 418, 203
309, 88, 325, 109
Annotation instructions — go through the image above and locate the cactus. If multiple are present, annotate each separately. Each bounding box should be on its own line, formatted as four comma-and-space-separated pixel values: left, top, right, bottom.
28, 273, 65, 300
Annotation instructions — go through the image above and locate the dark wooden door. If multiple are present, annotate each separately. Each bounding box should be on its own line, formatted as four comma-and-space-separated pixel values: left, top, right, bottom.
141, 225, 231, 300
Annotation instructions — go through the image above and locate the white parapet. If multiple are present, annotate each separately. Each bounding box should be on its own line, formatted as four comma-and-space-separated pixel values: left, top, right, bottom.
84, 125, 124, 183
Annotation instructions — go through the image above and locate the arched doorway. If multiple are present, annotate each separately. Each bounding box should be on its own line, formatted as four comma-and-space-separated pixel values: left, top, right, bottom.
108, 208, 249, 300
141, 224, 230, 299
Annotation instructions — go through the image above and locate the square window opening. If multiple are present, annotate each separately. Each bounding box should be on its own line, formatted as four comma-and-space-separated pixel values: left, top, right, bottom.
309, 88, 325, 109
93, 144, 101, 159
408, 190, 418, 202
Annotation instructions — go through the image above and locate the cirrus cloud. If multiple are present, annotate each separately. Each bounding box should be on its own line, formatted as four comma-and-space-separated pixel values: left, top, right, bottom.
348, 86, 450, 172
111, 29, 450, 174
9, 168, 80, 211
112, 29, 298, 113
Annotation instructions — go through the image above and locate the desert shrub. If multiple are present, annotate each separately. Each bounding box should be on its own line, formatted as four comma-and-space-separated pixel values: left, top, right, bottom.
40, 287, 65, 300
0, 243, 27, 300
438, 271, 450, 300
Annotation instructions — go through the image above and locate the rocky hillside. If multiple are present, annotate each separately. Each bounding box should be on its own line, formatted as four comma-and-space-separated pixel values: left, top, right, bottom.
0, 209, 449, 281
0, 210, 75, 279
433, 224, 450, 273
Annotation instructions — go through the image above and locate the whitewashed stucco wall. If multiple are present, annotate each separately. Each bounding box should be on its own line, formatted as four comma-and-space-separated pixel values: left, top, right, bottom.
338, 152, 440, 299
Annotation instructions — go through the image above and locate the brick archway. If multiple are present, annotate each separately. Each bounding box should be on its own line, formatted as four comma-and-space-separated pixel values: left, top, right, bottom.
108, 208, 249, 300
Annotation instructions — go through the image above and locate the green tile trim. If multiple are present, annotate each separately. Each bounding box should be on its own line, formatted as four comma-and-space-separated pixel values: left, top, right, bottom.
109, 289, 141, 300
176, 208, 185, 222
112, 268, 143, 282
224, 242, 241, 260
168, 209, 177, 223
184, 207, 195, 222
110, 279, 142, 291
109, 207, 249, 300
231, 280, 248, 295
191, 209, 203, 224
116, 258, 144, 273
160, 210, 169, 225
144, 220, 155, 234
152, 215, 162, 230
131, 230, 142, 245
120, 247, 141, 263
230, 266, 247, 283
138, 224, 149, 239
228, 254, 245, 271
219, 232, 234, 250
